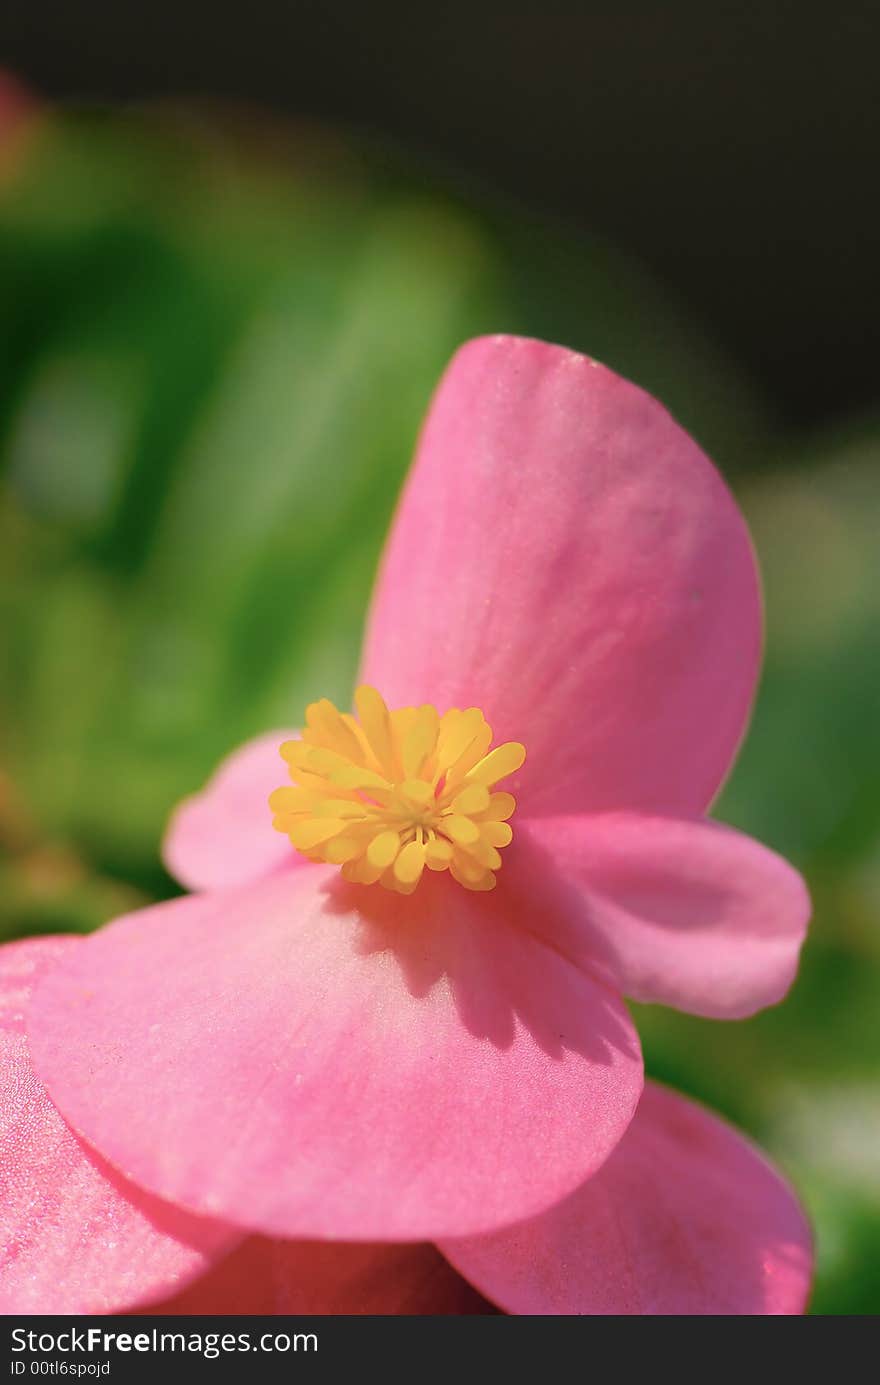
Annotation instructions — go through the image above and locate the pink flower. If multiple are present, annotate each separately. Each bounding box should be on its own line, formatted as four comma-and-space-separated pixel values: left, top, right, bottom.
0, 937, 233, 1314
22, 336, 812, 1309
4, 939, 810, 1315
1, 935, 489, 1314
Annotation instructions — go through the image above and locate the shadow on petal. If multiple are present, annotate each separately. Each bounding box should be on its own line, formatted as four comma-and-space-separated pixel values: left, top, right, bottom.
29, 865, 642, 1242
320, 855, 637, 1067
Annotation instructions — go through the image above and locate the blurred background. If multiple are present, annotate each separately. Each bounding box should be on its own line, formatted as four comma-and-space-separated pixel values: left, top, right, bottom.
1, 5, 878, 1314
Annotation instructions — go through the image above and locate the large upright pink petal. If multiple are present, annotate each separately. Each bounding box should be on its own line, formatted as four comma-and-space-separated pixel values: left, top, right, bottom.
143, 1238, 494, 1315
163, 731, 299, 892
441, 1082, 812, 1315
28, 867, 642, 1242
361, 335, 760, 819
522, 813, 810, 1018
0, 937, 237, 1315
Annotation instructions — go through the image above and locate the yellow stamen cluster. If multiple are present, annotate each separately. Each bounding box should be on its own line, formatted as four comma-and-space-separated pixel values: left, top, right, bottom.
270, 685, 525, 894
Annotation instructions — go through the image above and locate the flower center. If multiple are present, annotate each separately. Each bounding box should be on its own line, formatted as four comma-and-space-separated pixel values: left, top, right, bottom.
269, 685, 525, 894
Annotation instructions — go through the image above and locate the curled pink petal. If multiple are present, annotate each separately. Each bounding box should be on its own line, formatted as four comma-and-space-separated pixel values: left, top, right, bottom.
441, 1081, 813, 1315
0, 937, 237, 1315
163, 730, 299, 892
142, 1238, 494, 1315
522, 813, 810, 1018
28, 867, 642, 1241
361, 334, 760, 819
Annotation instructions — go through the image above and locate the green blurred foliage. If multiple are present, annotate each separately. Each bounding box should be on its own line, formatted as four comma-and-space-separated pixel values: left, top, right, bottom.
1, 107, 877, 1313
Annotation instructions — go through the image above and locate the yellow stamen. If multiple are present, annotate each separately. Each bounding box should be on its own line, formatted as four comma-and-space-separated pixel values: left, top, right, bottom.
271, 685, 525, 894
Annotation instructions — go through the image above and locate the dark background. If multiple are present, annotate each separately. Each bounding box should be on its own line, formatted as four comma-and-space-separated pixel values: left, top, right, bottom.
3, 1, 879, 425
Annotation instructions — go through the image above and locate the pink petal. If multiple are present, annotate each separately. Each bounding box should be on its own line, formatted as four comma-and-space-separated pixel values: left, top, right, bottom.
441, 1081, 813, 1315
521, 813, 809, 1018
163, 730, 299, 892
28, 866, 642, 1241
360, 334, 760, 819
0, 937, 237, 1315
142, 1237, 495, 1315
